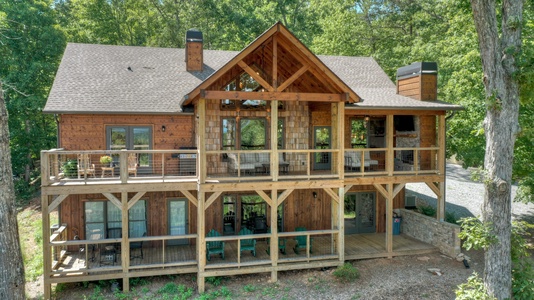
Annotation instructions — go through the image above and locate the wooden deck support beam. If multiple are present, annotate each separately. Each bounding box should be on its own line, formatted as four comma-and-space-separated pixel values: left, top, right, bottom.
271, 100, 279, 181
386, 183, 394, 257
437, 115, 446, 221
121, 192, 130, 292
198, 98, 207, 184
270, 189, 279, 282
42, 194, 52, 300
197, 191, 206, 293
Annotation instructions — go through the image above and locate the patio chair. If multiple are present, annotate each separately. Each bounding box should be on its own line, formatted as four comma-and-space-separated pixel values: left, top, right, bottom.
206, 229, 225, 261
107, 227, 122, 254
266, 227, 286, 255
293, 226, 313, 255
127, 153, 138, 177
130, 232, 146, 260
238, 228, 256, 257
77, 154, 96, 178
344, 152, 370, 171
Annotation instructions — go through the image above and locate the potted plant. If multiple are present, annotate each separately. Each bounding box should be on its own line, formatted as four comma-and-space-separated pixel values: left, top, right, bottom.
61, 159, 78, 178
100, 155, 113, 167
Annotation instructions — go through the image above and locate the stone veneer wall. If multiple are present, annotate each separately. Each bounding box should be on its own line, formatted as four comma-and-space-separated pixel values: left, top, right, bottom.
396, 208, 461, 257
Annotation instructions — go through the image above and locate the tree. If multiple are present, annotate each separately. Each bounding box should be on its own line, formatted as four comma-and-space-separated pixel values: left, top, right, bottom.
0, 82, 25, 299
0, 0, 65, 200
470, 0, 523, 298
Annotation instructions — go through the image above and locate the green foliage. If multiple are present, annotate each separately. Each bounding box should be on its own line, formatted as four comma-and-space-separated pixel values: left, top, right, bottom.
129, 277, 149, 287
61, 159, 78, 178
333, 262, 360, 282
157, 282, 193, 299
458, 217, 498, 251
243, 284, 256, 293
458, 219, 534, 299
417, 204, 436, 217
455, 272, 496, 300
205, 276, 223, 286
445, 211, 459, 224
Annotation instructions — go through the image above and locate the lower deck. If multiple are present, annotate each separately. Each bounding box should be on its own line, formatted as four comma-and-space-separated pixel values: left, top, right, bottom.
51, 233, 437, 282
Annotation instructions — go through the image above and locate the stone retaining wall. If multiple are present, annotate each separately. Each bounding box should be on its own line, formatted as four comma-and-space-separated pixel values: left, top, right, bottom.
396, 208, 461, 257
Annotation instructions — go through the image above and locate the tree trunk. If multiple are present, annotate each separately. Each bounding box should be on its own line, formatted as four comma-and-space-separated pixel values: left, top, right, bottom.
470, 0, 523, 299
0, 83, 26, 299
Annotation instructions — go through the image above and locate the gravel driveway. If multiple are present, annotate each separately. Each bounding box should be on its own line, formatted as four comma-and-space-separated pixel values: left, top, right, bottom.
406, 163, 534, 222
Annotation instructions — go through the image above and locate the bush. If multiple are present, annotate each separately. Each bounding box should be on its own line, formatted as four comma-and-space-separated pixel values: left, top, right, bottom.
455, 272, 496, 300
417, 204, 436, 217
445, 211, 459, 224
61, 159, 78, 178
333, 262, 360, 282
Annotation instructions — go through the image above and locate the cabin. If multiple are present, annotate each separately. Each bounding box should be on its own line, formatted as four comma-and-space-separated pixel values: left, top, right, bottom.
40, 23, 462, 298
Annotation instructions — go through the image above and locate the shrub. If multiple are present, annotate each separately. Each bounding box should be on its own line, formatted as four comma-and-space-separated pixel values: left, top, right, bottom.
455, 272, 496, 300
61, 159, 78, 178
445, 211, 459, 224
333, 262, 360, 282
417, 204, 436, 217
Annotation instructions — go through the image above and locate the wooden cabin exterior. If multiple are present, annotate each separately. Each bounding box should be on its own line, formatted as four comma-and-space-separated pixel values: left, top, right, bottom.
41, 23, 461, 298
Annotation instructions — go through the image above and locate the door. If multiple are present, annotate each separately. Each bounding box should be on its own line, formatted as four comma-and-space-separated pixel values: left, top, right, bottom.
314, 126, 331, 170
344, 192, 376, 234
168, 199, 188, 245
223, 196, 237, 235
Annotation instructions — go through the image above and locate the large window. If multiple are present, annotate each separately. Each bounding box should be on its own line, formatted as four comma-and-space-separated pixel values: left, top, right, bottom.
350, 118, 367, 148
106, 126, 152, 167
222, 118, 267, 150
84, 200, 147, 239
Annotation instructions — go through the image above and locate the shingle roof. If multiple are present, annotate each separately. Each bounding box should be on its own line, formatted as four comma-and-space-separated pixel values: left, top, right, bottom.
44, 43, 461, 114
44, 43, 237, 114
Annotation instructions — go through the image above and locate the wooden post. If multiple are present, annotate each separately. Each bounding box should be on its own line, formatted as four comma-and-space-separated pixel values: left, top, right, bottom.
386, 115, 394, 176
271, 100, 279, 181
338, 187, 345, 262
120, 150, 127, 183
198, 98, 207, 183
270, 189, 278, 281
331, 103, 338, 175
386, 183, 393, 257
337, 102, 344, 179
197, 191, 206, 293
121, 192, 130, 292
437, 182, 445, 222
42, 194, 51, 299
41, 151, 49, 186
272, 36, 278, 91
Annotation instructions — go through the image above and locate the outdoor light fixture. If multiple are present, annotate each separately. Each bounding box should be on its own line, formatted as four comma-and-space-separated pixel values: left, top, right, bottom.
364, 115, 370, 122
162, 125, 166, 132
313, 192, 317, 199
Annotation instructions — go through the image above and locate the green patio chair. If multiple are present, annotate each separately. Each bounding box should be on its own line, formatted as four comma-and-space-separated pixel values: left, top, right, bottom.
238, 228, 256, 257
206, 229, 225, 261
266, 227, 286, 255
293, 226, 313, 255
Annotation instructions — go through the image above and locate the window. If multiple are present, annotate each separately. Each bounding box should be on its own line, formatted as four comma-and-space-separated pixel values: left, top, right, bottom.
106, 126, 152, 167
221, 118, 267, 150
278, 118, 285, 149
84, 200, 147, 239
350, 118, 367, 148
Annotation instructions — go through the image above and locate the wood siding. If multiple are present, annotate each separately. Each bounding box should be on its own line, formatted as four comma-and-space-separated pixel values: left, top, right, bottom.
59, 114, 195, 151
397, 74, 437, 101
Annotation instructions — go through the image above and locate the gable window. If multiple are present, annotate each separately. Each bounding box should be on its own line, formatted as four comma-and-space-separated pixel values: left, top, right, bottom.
106, 126, 152, 167
84, 200, 147, 239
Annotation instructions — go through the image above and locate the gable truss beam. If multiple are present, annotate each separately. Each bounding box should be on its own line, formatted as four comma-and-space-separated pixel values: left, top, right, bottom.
238, 60, 274, 92
201, 90, 347, 102
277, 65, 310, 92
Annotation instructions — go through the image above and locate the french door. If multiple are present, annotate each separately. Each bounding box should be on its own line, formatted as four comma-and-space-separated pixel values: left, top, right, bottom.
168, 199, 188, 245
314, 126, 331, 170
344, 192, 376, 234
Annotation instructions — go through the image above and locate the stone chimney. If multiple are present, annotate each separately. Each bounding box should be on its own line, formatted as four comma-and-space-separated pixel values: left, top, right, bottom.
185, 29, 203, 72
396, 62, 437, 100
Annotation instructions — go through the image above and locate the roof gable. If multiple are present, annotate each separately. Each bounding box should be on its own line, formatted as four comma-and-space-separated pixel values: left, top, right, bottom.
183, 22, 360, 105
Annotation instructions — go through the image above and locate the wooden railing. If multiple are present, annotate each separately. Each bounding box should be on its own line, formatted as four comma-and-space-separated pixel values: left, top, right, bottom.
50, 224, 68, 270
41, 149, 198, 186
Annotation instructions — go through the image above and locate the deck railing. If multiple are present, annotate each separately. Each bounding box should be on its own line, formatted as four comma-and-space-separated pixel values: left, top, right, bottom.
48, 234, 198, 275
204, 229, 340, 269
41, 146, 441, 186
41, 149, 198, 186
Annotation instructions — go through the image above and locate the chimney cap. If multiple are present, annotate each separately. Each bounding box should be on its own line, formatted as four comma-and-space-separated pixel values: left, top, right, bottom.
396, 62, 437, 79
186, 29, 203, 43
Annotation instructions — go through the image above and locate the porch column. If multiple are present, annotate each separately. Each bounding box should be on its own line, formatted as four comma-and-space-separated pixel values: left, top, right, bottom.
386, 115, 394, 175
197, 191, 206, 293
270, 189, 278, 282
270, 100, 279, 181
42, 193, 52, 300
338, 187, 345, 262
437, 115, 446, 221
386, 183, 393, 257
121, 192, 130, 292
198, 98, 206, 183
